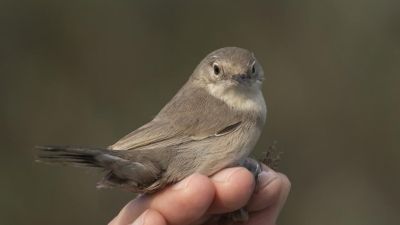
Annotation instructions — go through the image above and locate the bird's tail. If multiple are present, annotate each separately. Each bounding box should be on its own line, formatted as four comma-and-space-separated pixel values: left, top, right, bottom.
36, 145, 164, 192
35, 145, 116, 168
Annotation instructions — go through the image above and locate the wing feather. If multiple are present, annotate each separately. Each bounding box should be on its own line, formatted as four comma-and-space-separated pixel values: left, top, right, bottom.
110, 84, 242, 151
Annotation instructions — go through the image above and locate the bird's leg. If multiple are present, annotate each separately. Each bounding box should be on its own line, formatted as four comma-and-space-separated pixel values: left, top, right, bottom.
240, 157, 263, 181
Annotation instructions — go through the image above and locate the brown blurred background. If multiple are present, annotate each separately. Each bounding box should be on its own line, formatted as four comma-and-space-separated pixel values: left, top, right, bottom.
1, 0, 399, 224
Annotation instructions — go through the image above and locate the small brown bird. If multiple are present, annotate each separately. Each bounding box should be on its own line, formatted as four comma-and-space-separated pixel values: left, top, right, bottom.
37, 47, 266, 194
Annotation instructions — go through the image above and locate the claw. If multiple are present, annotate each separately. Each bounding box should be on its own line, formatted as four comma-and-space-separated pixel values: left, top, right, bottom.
241, 158, 262, 181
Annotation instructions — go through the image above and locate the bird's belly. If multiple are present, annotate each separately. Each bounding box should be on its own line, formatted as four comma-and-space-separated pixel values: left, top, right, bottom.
198, 124, 262, 175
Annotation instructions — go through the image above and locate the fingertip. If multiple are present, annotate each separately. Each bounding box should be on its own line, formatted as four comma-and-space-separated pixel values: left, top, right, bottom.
276, 173, 291, 208
151, 173, 215, 225
209, 167, 255, 213
109, 196, 148, 225
244, 172, 291, 225
247, 170, 291, 212
279, 173, 292, 194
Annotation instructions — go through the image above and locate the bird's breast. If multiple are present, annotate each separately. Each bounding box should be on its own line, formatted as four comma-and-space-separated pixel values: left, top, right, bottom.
207, 83, 267, 123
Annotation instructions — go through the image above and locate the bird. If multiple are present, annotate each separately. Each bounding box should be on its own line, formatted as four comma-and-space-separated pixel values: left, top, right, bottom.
37, 47, 267, 194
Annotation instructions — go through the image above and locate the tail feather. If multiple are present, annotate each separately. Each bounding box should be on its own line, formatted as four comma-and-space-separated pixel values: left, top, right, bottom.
36, 145, 113, 168
36, 145, 164, 192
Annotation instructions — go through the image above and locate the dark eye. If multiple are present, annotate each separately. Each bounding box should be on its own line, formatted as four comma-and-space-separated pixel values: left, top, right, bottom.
213, 63, 221, 75
252, 65, 256, 74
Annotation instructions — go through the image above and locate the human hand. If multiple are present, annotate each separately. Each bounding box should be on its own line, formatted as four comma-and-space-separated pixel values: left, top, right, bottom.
109, 164, 290, 225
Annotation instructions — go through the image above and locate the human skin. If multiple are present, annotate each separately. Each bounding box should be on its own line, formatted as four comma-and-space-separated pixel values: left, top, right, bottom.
109, 164, 291, 225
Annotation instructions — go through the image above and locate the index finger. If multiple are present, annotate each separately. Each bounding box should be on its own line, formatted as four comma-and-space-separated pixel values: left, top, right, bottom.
110, 173, 215, 225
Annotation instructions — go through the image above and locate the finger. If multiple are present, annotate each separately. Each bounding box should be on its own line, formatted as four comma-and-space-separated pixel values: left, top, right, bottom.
109, 173, 216, 225
129, 209, 167, 225
109, 195, 149, 225
247, 165, 291, 212
149, 173, 215, 224
246, 173, 291, 225
208, 167, 256, 214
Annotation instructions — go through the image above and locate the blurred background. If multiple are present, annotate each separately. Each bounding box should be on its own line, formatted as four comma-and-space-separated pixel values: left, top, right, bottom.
1, 0, 399, 224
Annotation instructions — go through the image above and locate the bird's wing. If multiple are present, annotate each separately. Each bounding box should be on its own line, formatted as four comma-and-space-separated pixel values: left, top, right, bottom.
110, 85, 243, 151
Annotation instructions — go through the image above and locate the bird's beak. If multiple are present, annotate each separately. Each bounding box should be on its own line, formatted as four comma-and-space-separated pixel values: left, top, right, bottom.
232, 73, 253, 83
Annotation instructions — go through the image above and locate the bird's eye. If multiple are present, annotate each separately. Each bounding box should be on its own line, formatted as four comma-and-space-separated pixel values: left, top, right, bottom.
252, 65, 256, 74
213, 63, 221, 75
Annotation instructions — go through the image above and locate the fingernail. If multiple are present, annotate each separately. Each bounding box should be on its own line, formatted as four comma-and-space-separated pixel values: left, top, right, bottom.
256, 170, 278, 191
212, 168, 242, 183
131, 210, 148, 225
171, 174, 194, 190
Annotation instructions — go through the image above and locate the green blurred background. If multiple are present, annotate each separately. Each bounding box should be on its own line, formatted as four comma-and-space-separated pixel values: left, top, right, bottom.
1, 0, 399, 224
